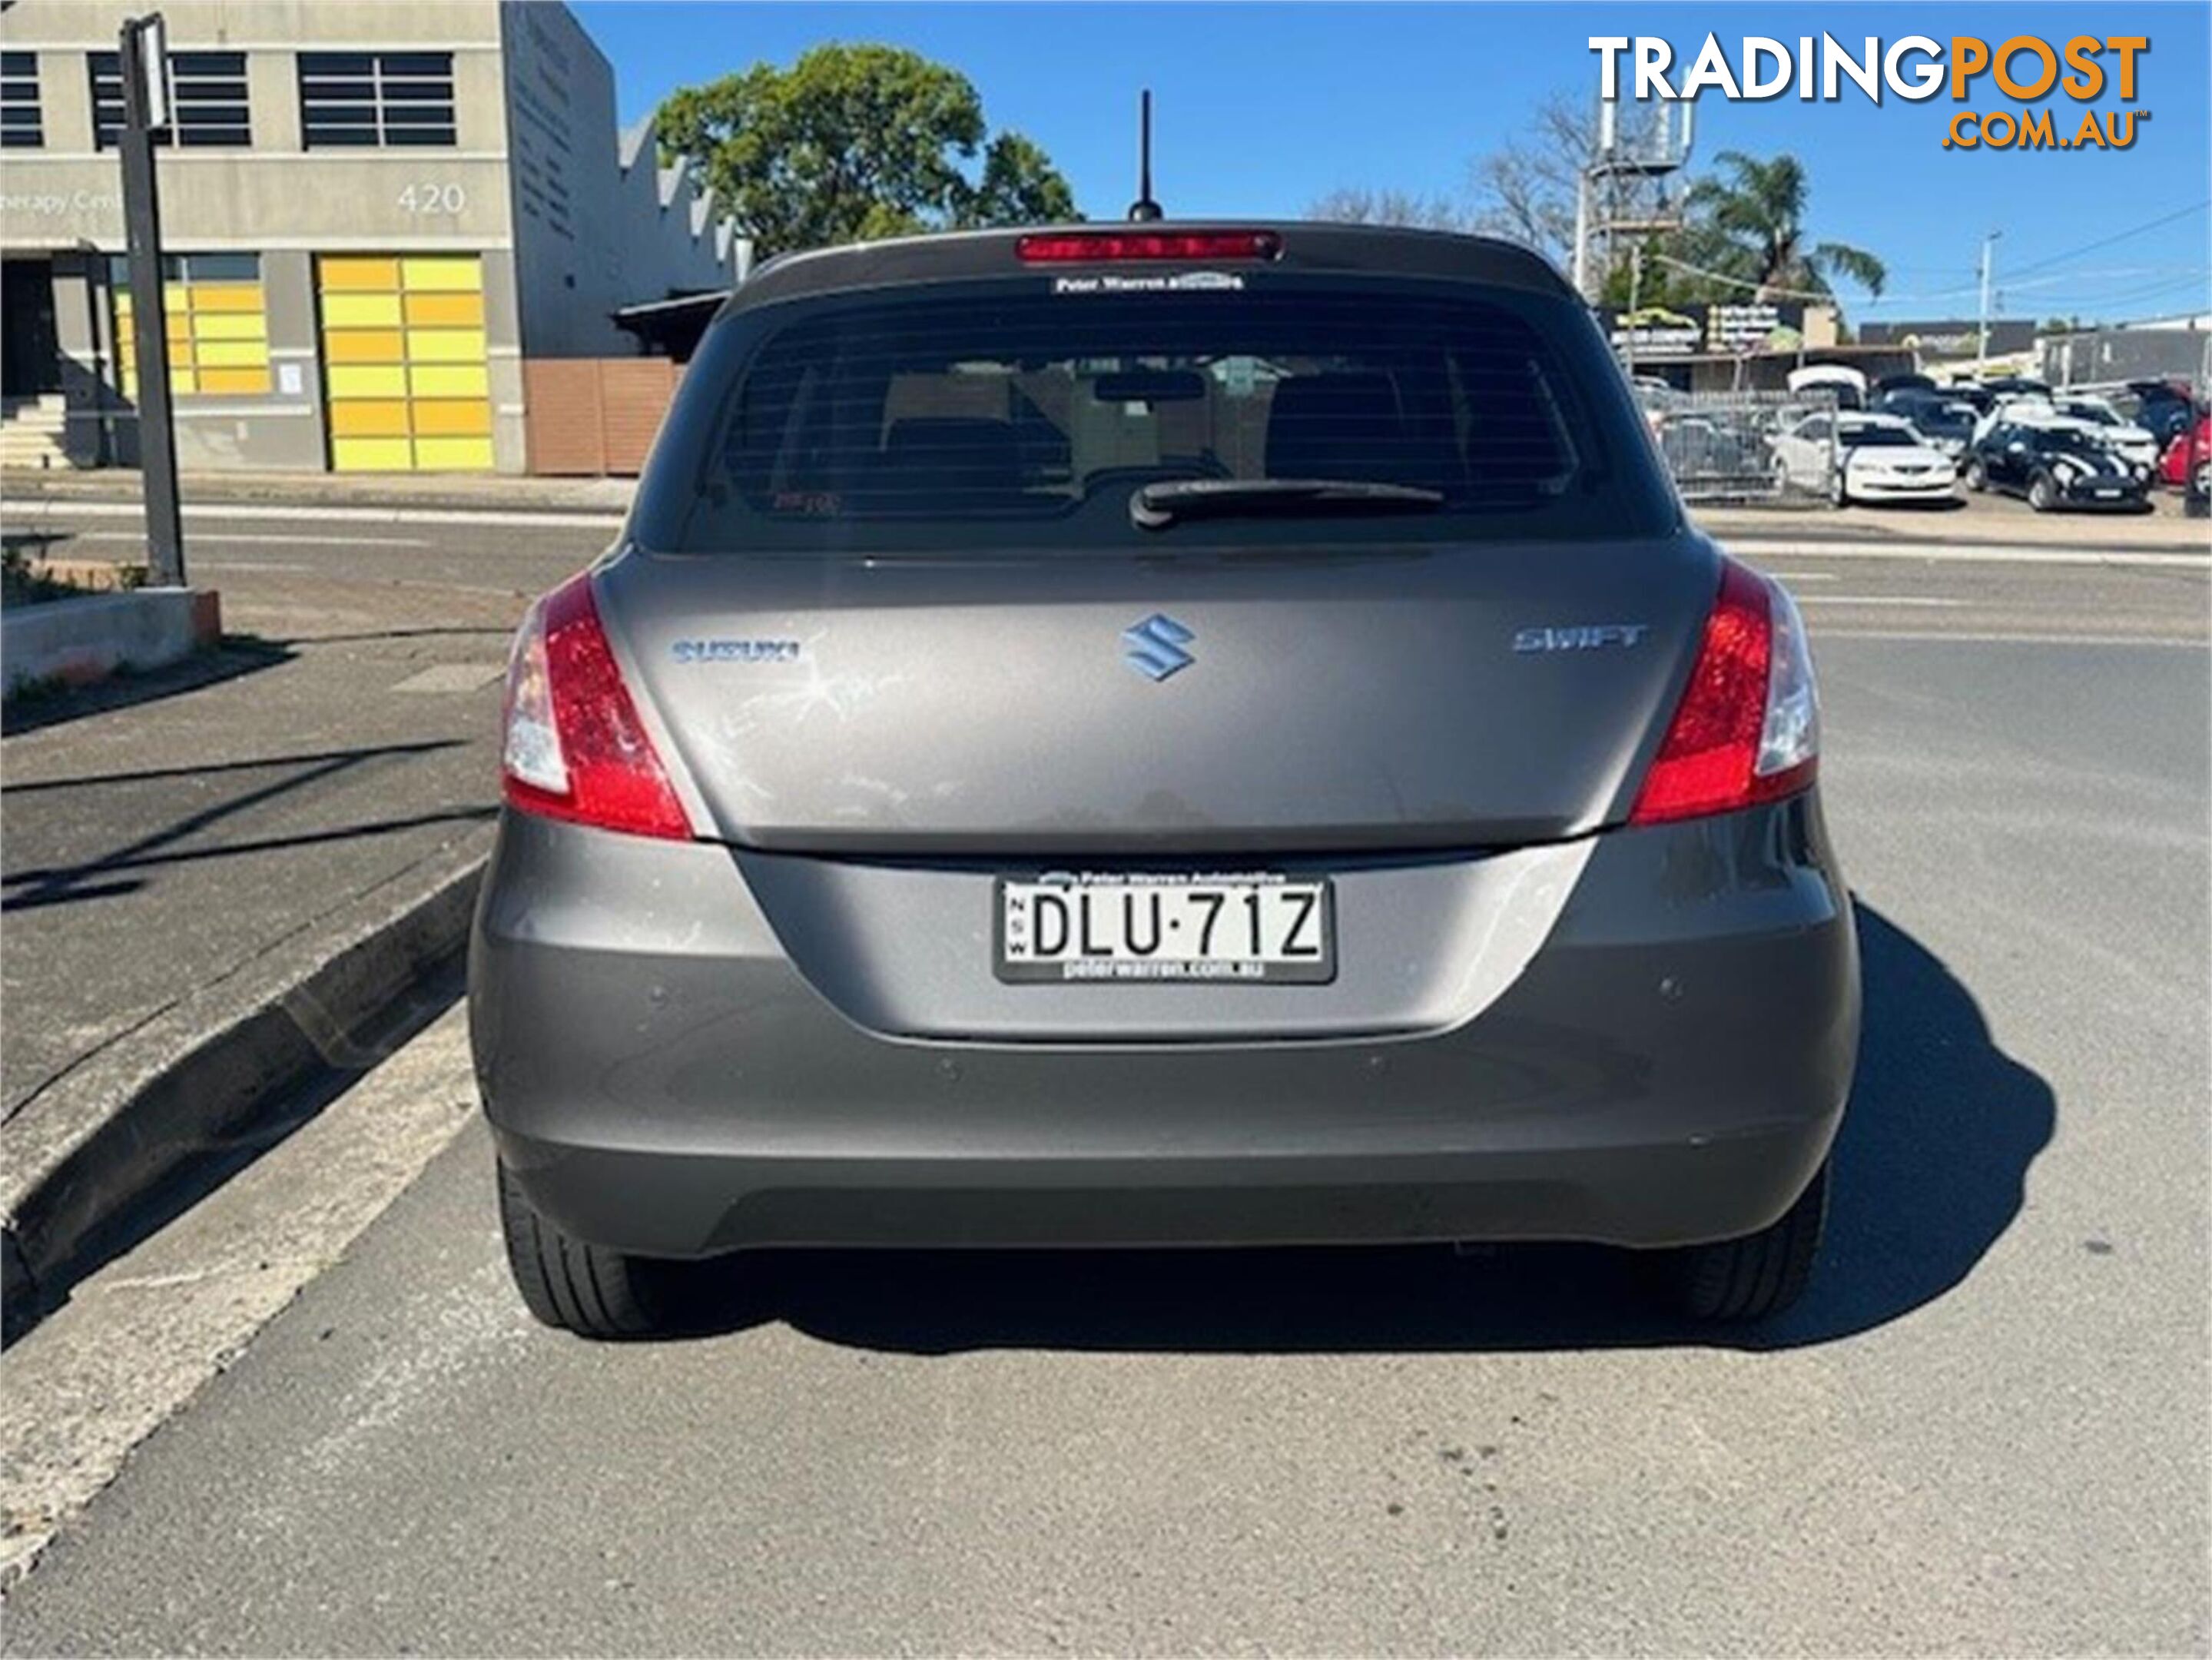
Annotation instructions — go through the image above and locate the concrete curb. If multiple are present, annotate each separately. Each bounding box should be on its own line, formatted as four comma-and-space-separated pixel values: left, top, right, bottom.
1, 586, 222, 699
0, 839, 489, 1341
1, 468, 635, 517
1693, 513, 2212, 556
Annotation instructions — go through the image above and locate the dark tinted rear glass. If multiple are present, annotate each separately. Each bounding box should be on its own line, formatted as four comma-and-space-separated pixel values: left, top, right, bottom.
645, 280, 1673, 553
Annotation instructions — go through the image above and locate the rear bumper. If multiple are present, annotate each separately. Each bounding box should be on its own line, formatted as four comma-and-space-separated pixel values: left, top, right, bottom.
470, 798, 1859, 1257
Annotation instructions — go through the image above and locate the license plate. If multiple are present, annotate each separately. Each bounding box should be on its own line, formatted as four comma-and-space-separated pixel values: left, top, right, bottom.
995, 873, 1335, 984
2094, 487, 2122, 498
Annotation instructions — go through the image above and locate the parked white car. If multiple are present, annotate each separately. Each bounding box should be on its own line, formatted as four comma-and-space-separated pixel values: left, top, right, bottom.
1771, 410, 1959, 505
1786, 363, 1869, 412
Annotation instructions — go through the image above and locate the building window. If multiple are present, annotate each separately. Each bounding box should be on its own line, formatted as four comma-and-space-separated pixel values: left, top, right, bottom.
1, 51, 42, 148
109, 253, 272, 398
90, 50, 251, 147
299, 51, 455, 148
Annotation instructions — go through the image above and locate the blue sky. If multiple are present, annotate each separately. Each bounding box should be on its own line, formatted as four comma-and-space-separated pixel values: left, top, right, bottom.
572, 1, 2211, 324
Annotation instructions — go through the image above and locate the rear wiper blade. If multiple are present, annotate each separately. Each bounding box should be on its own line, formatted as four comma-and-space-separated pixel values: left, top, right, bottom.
1130, 477, 1445, 530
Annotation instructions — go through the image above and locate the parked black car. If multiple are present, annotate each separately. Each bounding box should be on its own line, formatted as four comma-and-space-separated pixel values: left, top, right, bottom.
1874, 389, 1975, 462
1872, 372, 1937, 398
2124, 379, 2198, 445
1978, 374, 2053, 400
1963, 420, 2151, 511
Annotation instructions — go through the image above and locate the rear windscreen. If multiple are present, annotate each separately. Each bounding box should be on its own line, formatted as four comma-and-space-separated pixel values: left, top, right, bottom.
645, 281, 1676, 553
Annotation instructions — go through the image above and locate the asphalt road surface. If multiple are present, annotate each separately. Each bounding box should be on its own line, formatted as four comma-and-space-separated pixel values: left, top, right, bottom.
2, 503, 2207, 1655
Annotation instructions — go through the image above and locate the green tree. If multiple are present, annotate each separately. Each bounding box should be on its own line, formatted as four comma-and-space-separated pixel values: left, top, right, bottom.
655, 44, 1077, 259
1676, 151, 1886, 301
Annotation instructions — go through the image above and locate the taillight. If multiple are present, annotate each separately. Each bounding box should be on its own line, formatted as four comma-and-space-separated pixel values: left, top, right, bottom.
1016, 230, 1282, 263
1629, 559, 1819, 825
501, 572, 691, 840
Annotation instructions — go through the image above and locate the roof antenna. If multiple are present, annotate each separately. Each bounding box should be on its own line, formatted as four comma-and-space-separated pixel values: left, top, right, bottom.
1126, 89, 1163, 221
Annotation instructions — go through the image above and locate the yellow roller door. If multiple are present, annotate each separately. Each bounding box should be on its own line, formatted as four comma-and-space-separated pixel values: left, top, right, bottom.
317, 253, 494, 471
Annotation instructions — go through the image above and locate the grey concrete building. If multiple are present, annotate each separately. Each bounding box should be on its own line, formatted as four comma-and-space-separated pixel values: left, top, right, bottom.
1, 0, 742, 473
2041, 323, 2212, 392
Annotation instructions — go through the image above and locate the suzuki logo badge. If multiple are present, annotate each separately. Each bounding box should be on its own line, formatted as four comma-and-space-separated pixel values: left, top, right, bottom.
1121, 613, 1196, 681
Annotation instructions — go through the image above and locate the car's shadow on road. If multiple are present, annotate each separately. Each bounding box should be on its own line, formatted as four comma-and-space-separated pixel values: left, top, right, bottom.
663, 901, 2053, 1355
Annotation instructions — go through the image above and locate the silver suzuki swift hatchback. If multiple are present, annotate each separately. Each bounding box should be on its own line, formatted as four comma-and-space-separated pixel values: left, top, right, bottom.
470, 224, 1859, 1336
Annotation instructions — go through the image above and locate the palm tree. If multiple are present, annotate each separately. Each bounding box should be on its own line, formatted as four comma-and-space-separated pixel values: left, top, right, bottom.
1680, 151, 1886, 301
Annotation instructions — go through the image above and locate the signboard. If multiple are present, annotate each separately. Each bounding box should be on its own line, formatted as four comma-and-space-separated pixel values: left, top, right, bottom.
1606, 304, 1704, 358
1706, 302, 1803, 354
1602, 301, 1806, 359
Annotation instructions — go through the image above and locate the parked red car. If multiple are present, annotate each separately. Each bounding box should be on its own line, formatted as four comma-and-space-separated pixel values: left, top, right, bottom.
2158, 412, 2210, 493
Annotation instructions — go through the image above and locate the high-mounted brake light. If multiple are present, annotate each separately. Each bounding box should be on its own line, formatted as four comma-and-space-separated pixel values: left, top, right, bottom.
1630, 559, 1819, 825
1016, 231, 1282, 264
501, 572, 691, 840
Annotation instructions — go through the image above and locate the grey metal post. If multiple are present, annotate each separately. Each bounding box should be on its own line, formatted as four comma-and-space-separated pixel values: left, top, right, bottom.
1570, 167, 1590, 300
117, 14, 185, 587
1975, 229, 2001, 380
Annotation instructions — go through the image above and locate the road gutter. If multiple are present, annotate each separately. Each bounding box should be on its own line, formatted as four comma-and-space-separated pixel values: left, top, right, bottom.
1, 838, 489, 1345
0, 1007, 485, 1589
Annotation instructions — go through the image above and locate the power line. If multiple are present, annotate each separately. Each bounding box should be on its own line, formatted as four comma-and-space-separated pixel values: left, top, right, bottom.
1651, 249, 2211, 312
2000, 200, 2212, 281
2061, 272, 2212, 314
1663, 201, 2211, 304
1645, 254, 1835, 302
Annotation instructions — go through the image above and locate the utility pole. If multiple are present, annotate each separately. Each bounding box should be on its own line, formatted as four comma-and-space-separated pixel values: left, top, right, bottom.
1624, 243, 1643, 379
116, 12, 185, 587
1975, 229, 2003, 380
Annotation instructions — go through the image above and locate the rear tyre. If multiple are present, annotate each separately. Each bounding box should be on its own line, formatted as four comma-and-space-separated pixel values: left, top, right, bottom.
2027, 472, 2058, 513
1657, 1157, 1829, 1322
1963, 456, 1987, 492
498, 1158, 679, 1338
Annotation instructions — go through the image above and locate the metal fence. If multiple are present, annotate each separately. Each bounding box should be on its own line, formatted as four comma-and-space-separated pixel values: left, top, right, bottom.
1636, 387, 1839, 506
